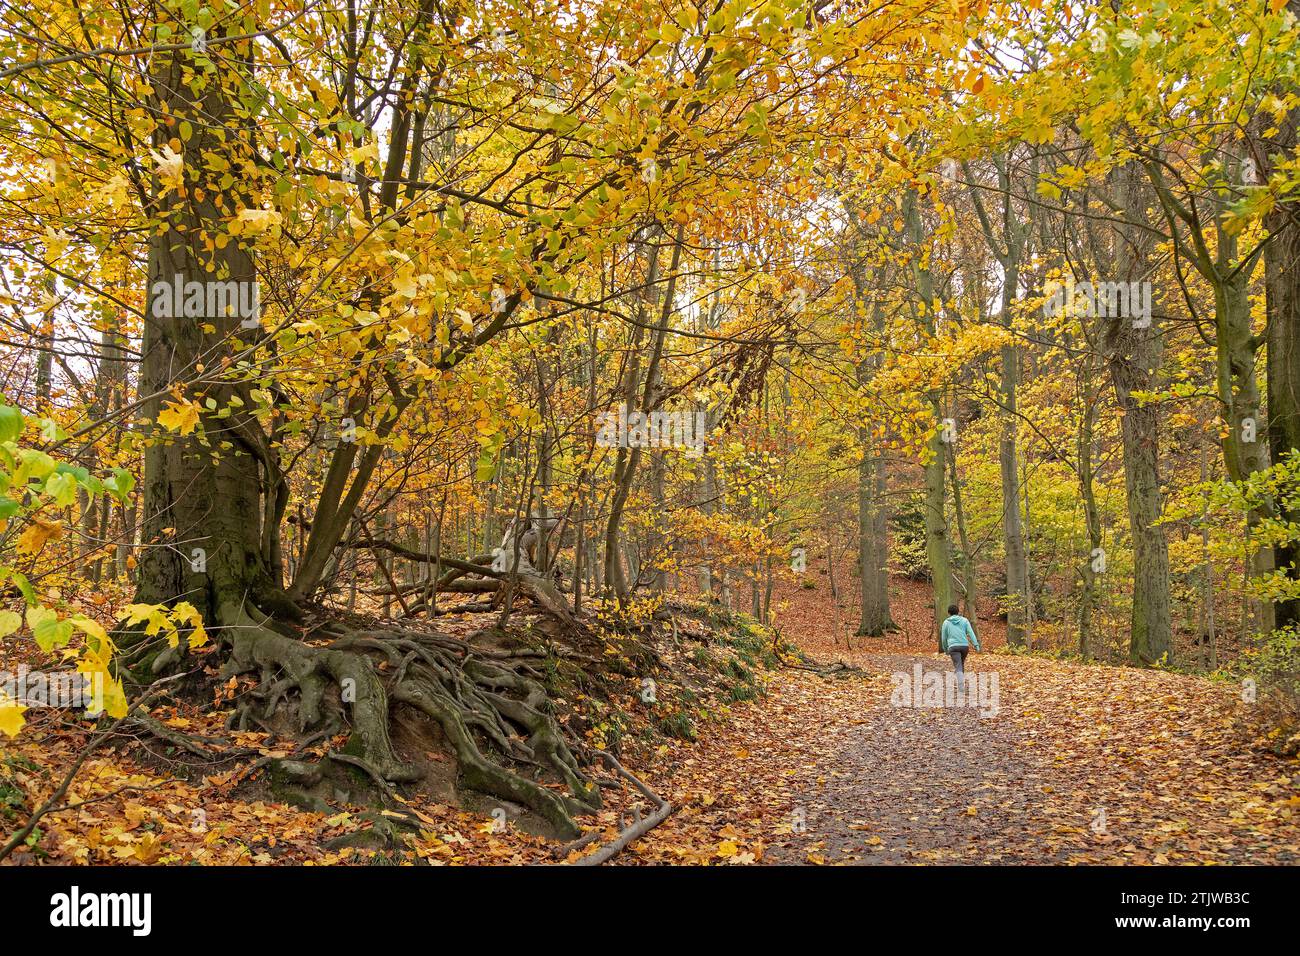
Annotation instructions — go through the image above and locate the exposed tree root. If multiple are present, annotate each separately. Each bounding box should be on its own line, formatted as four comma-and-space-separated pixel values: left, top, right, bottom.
126, 712, 253, 762
214, 600, 600, 838
403, 599, 497, 618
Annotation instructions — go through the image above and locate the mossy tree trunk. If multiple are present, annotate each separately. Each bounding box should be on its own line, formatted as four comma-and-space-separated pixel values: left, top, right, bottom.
134, 22, 293, 629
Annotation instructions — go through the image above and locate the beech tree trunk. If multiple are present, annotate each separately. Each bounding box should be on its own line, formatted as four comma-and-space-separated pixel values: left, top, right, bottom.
905, 191, 954, 634
1110, 160, 1172, 664
852, 268, 895, 636
1076, 368, 1103, 658
134, 30, 292, 627
1261, 32, 1300, 630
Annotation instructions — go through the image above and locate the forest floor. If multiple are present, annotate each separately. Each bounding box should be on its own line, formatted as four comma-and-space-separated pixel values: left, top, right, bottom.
3, 575, 1298, 865
631, 653, 1300, 864
625, 578, 1300, 864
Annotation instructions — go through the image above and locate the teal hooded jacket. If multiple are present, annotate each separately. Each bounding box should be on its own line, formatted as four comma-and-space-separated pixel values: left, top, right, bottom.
940, 614, 981, 652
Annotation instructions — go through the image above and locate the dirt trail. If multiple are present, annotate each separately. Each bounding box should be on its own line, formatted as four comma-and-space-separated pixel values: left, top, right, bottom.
633, 641, 1300, 865
764, 653, 1055, 864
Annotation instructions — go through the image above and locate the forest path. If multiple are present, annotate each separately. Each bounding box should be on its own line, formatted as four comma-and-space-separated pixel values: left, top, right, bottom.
632, 646, 1300, 864
761, 652, 1050, 864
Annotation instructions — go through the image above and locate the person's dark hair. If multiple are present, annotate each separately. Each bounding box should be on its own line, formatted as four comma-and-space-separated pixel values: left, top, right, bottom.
947, 604, 959, 616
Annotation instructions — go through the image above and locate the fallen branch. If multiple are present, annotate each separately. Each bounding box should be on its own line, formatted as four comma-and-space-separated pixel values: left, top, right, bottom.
346, 538, 502, 580
569, 752, 671, 866
552, 830, 602, 860
782, 659, 864, 677
126, 712, 248, 760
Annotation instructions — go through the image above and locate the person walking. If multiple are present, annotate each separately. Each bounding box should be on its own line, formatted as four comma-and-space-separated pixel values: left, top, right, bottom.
939, 604, 981, 692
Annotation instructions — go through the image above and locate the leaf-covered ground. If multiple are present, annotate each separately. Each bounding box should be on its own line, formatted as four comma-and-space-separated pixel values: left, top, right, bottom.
4, 581, 1298, 865
0, 598, 779, 865
627, 654, 1300, 864
616, 576, 1300, 864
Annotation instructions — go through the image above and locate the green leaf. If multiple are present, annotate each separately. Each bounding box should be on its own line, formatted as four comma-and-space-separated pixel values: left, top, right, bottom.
475, 445, 499, 483
28, 606, 73, 652
0, 566, 37, 606
0, 610, 20, 638
44, 472, 77, 507
0, 405, 22, 444
104, 468, 135, 503
475, 433, 505, 483
15, 450, 56, 485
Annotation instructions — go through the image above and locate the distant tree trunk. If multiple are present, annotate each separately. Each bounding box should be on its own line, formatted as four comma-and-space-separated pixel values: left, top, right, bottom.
947, 416, 977, 620
604, 225, 683, 604
1260, 42, 1300, 630
699, 249, 727, 606
906, 191, 954, 634
83, 324, 127, 581
645, 440, 666, 594
1076, 371, 1103, 658
997, 354, 1029, 647
33, 273, 55, 407
852, 268, 895, 636
604, 237, 657, 601
996, 231, 1029, 648
962, 153, 1031, 647
425, 508, 441, 615
117, 482, 137, 584
762, 554, 773, 625
574, 318, 599, 613
925, 429, 954, 632
856, 442, 895, 634
701, 405, 727, 604
1022, 460, 1035, 646
573, 499, 586, 612
1199, 445, 1218, 667
1110, 160, 1172, 664
375, 506, 393, 618
482, 477, 499, 555
1107, 343, 1170, 665
535, 343, 554, 577
826, 543, 840, 607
